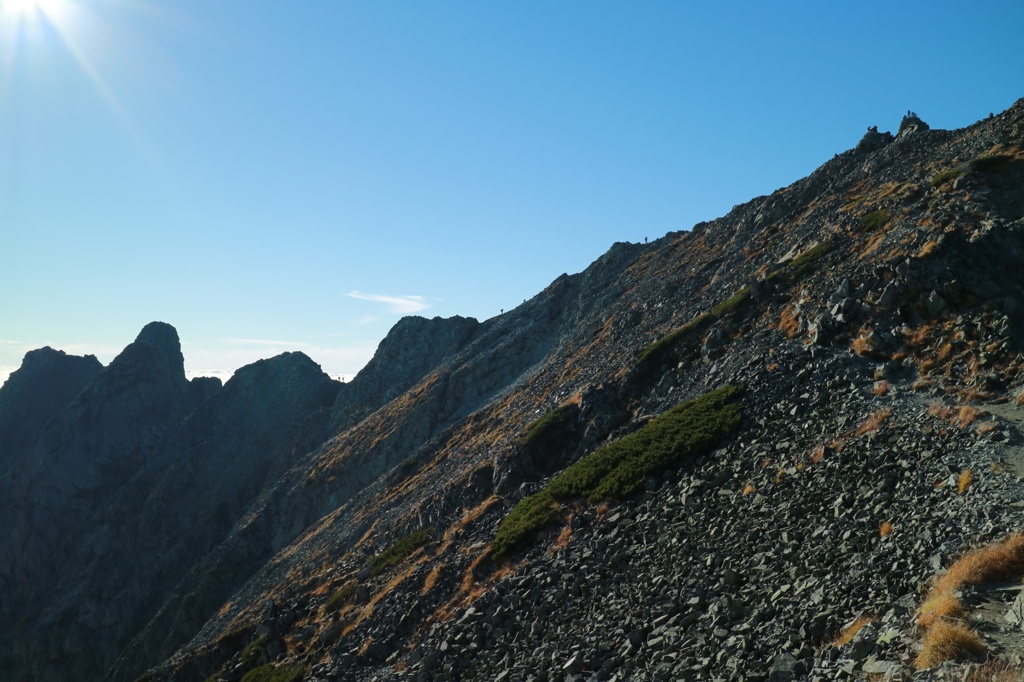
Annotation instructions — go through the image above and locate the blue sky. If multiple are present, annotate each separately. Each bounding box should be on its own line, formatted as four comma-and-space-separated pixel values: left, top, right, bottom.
2, 1, 1022, 384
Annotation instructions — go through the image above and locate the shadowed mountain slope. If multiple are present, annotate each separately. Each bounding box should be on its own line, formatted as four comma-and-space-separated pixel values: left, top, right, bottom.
4, 100, 1024, 682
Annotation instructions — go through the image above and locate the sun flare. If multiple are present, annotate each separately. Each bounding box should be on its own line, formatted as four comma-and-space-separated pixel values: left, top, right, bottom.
3, 0, 37, 13
2, 0, 65, 18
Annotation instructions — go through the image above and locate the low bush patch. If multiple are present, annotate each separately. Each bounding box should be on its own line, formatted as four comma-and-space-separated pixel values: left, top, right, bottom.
520, 403, 578, 451
324, 581, 359, 613
491, 490, 556, 559
635, 313, 715, 371
240, 664, 307, 682
367, 529, 432, 577
931, 167, 966, 188
492, 385, 743, 557
711, 287, 751, 317
860, 209, 891, 232
970, 154, 1013, 173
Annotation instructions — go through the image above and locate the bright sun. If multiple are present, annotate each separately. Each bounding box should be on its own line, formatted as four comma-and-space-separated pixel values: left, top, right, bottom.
3, 0, 39, 13
2, 0, 64, 17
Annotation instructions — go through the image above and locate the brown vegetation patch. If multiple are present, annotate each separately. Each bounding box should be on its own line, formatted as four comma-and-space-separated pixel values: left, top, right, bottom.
831, 615, 877, 647
958, 406, 981, 428
958, 469, 974, 495
550, 523, 573, 554
967, 661, 1024, 681
915, 620, 986, 669
854, 409, 892, 437
917, 240, 939, 258
777, 303, 802, 339
977, 420, 998, 436
918, 534, 1024, 632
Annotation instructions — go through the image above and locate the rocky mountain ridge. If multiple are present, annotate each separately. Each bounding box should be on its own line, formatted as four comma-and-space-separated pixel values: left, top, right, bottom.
3, 100, 1024, 681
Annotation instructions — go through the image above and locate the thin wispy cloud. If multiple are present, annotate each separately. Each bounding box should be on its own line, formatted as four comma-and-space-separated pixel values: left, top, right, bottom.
347, 291, 430, 314
0, 340, 22, 344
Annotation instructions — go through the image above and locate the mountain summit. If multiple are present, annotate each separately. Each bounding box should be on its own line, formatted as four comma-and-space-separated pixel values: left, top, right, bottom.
3, 100, 1024, 681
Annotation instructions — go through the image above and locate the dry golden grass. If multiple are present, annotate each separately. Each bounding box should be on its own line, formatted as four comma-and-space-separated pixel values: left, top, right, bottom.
851, 334, 874, 356
928, 401, 956, 421
880, 521, 893, 538
918, 240, 940, 258
872, 381, 890, 397
917, 592, 965, 629
433, 495, 499, 557
854, 409, 892, 437
914, 620, 986, 669
977, 421, 998, 436
777, 304, 802, 340
742, 483, 757, 495
967, 661, 1024, 681
550, 524, 573, 553
809, 445, 826, 464
831, 615, 877, 647
859, 232, 887, 260
920, 358, 937, 375
918, 533, 1024, 632
913, 379, 935, 392
958, 469, 974, 495
421, 563, 444, 595
904, 323, 935, 349
935, 533, 1024, 594
958, 406, 981, 428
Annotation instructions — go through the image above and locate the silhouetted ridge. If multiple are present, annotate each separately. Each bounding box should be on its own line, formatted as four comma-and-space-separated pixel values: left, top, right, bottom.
0, 347, 102, 474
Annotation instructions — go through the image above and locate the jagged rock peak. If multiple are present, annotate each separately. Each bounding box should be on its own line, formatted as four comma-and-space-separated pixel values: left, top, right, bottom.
0, 347, 103, 469
134, 320, 183, 357
365, 315, 479, 370
854, 125, 894, 153
108, 321, 186, 383
897, 110, 930, 138
329, 315, 479, 430
227, 352, 340, 402
19, 345, 101, 370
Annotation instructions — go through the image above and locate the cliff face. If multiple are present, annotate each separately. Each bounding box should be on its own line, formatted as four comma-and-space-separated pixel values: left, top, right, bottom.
0, 346, 102, 475
3, 100, 1024, 682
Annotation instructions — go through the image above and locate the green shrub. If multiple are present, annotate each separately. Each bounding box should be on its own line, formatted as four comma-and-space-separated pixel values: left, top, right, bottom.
491, 490, 556, 559
549, 384, 743, 501
711, 287, 751, 317
785, 240, 833, 277
493, 385, 743, 556
520, 403, 579, 451
635, 313, 714, 369
367, 528, 432, 576
240, 665, 306, 682
216, 624, 254, 652
860, 210, 891, 232
930, 167, 966, 188
240, 637, 267, 665
970, 154, 1013, 173
324, 581, 359, 613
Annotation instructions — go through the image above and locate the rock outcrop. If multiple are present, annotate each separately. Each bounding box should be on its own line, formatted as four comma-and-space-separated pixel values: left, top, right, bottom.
0, 346, 102, 474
